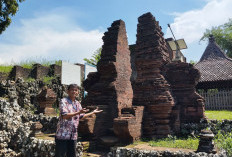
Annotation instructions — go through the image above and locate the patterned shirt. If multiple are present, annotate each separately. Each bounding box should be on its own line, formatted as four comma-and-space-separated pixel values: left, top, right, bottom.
55, 97, 84, 140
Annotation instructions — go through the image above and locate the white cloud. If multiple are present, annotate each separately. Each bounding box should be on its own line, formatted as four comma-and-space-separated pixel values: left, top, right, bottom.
0, 10, 103, 65
166, 0, 232, 44
165, 0, 232, 62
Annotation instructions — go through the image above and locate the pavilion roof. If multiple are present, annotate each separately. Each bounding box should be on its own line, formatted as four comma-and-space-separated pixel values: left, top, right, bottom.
195, 35, 232, 83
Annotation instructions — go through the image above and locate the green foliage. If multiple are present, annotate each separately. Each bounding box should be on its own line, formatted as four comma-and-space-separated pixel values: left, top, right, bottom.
205, 110, 232, 120
0, 65, 13, 73
42, 76, 55, 85
84, 48, 101, 66
55, 60, 62, 66
25, 77, 35, 82
200, 19, 232, 58
52, 103, 59, 117
0, 0, 25, 34
215, 131, 232, 156
189, 60, 197, 65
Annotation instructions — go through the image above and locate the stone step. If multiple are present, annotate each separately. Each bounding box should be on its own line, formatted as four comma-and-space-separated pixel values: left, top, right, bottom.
98, 135, 119, 151
83, 152, 108, 157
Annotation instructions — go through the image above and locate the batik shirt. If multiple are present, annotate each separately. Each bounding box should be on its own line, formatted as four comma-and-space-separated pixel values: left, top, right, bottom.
55, 97, 84, 140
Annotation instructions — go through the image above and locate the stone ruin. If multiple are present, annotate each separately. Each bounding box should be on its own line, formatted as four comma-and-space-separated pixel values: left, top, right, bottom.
80, 12, 205, 147
36, 88, 57, 116
80, 20, 144, 146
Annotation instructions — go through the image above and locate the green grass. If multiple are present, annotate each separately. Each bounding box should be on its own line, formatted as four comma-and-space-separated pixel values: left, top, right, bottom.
148, 137, 199, 150
25, 77, 35, 82
19, 58, 62, 68
128, 136, 199, 150
0, 65, 13, 73
0, 59, 62, 73
205, 110, 232, 120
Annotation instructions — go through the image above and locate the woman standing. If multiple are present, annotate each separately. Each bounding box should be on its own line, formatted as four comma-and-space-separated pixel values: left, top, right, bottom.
55, 84, 102, 157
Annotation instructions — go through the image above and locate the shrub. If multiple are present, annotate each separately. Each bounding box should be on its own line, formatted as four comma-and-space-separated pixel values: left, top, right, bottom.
42, 76, 55, 85
215, 131, 232, 156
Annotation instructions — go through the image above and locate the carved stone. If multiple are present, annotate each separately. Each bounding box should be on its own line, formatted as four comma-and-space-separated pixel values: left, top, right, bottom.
197, 130, 217, 154
30, 122, 43, 136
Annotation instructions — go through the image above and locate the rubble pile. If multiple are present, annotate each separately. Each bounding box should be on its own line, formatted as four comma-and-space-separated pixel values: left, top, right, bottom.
0, 99, 83, 157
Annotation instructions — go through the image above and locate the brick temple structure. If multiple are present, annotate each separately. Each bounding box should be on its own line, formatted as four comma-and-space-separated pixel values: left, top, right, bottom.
80, 12, 205, 146
80, 20, 144, 145
165, 62, 205, 124
132, 12, 175, 138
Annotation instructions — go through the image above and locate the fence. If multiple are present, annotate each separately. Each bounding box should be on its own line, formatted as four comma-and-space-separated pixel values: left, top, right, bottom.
199, 89, 232, 110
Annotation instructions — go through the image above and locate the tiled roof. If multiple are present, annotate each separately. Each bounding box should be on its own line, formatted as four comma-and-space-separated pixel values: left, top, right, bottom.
195, 35, 232, 82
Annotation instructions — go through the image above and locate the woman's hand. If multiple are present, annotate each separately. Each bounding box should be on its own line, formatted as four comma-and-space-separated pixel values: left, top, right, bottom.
92, 107, 103, 114
81, 107, 103, 119
80, 108, 89, 114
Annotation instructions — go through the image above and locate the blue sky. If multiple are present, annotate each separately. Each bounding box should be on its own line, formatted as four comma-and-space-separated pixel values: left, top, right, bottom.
0, 0, 232, 64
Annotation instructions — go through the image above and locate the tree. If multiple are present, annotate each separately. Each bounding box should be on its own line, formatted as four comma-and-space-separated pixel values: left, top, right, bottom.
189, 60, 197, 65
0, 0, 25, 34
200, 19, 232, 58
84, 48, 101, 66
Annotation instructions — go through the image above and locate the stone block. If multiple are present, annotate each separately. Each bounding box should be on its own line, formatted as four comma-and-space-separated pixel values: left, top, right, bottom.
31, 64, 50, 79
30, 122, 43, 136
36, 88, 56, 115
113, 106, 144, 144
50, 64, 61, 76
9, 66, 31, 80
0, 72, 9, 81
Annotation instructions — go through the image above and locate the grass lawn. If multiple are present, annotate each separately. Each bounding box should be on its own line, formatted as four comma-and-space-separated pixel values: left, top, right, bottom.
148, 138, 199, 150
128, 137, 199, 150
205, 110, 232, 120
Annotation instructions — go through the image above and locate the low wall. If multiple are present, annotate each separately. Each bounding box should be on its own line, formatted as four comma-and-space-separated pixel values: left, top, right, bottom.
108, 147, 227, 157
180, 119, 232, 136
0, 64, 62, 81
21, 137, 83, 157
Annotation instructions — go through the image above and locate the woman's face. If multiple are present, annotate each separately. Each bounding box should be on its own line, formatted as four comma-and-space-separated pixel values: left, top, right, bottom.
67, 87, 79, 99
